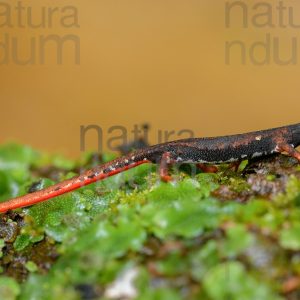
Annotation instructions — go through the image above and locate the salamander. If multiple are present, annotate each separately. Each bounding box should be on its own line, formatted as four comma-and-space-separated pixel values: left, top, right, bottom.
1, 123, 300, 213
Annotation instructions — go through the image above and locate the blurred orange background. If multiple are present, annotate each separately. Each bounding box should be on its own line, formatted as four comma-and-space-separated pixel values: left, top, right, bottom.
0, 0, 299, 157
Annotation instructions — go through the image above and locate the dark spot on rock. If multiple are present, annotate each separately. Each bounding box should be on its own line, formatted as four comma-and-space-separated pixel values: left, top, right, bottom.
28, 180, 43, 193
2, 236, 59, 283
75, 284, 102, 300
0, 220, 18, 242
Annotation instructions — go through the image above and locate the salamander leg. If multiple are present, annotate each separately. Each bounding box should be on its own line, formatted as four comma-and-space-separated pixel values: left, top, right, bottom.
159, 152, 174, 182
197, 163, 218, 173
277, 143, 300, 162
229, 161, 241, 172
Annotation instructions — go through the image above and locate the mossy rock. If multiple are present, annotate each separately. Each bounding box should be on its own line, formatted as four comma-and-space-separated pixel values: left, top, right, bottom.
1, 143, 300, 300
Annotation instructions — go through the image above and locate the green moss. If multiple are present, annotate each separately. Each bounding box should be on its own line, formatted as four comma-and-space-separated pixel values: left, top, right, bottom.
0, 277, 20, 300
203, 262, 282, 300
221, 224, 255, 257
24, 261, 38, 273
0, 144, 300, 299
0, 239, 4, 258
279, 223, 300, 250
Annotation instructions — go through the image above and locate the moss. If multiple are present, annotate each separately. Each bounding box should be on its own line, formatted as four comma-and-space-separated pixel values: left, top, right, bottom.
1, 144, 300, 299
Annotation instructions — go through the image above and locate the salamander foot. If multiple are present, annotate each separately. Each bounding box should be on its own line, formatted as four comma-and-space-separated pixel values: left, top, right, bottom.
197, 163, 218, 173
276, 143, 300, 162
159, 152, 174, 182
